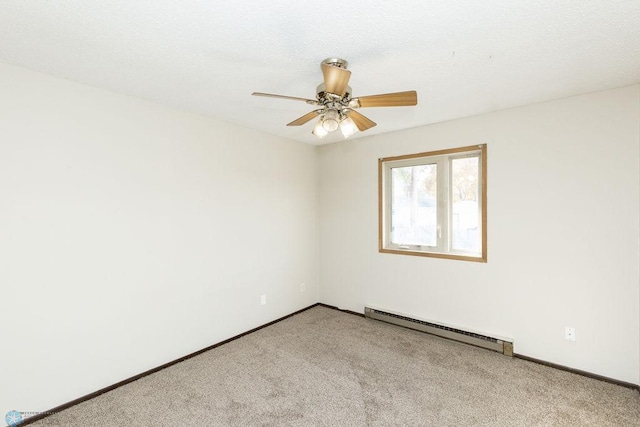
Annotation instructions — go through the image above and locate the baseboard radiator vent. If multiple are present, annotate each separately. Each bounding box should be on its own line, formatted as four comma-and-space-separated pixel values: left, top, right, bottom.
364, 307, 513, 356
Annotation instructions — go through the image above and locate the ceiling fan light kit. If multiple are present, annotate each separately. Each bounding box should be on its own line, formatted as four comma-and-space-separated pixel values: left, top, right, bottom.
252, 58, 418, 140
322, 109, 340, 132
339, 116, 358, 138
312, 120, 328, 138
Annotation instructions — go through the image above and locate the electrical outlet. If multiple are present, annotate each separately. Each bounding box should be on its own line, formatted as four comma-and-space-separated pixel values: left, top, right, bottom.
301, 282, 306, 292
260, 295, 266, 306
564, 327, 575, 341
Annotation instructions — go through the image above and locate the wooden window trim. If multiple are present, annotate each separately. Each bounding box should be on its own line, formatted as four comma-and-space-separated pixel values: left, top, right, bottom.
378, 144, 487, 262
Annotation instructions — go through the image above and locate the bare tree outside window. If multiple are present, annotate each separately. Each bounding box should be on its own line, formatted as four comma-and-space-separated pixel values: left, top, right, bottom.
391, 164, 437, 246
451, 157, 480, 252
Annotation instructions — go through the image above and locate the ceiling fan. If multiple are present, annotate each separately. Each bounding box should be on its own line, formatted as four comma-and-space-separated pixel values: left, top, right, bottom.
252, 58, 418, 139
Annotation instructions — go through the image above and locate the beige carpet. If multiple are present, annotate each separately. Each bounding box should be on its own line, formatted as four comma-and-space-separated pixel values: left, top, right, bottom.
31, 306, 640, 426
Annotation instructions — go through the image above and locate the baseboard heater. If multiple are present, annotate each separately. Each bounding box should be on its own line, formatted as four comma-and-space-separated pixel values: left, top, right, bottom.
364, 307, 513, 356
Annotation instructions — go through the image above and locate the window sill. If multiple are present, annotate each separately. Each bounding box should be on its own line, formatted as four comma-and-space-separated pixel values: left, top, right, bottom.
379, 247, 487, 263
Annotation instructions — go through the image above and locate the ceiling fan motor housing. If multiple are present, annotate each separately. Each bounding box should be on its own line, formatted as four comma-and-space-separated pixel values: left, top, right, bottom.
316, 83, 352, 104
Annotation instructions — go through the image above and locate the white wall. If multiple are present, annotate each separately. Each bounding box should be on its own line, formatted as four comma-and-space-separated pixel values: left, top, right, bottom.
318, 85, 640, 384
0, 63, 319, 420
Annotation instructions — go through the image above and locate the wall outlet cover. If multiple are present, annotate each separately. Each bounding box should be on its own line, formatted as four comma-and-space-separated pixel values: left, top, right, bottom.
564, 327, 575, 341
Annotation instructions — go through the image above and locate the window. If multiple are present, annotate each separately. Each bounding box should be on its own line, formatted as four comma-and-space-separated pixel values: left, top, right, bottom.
379, 144, 486, 262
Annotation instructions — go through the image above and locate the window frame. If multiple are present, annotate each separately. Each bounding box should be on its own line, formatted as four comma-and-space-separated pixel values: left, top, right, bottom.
378, 144, 487, 262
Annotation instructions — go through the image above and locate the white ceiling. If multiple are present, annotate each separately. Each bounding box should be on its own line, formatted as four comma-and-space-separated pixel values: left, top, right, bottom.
1, 1, 639, 145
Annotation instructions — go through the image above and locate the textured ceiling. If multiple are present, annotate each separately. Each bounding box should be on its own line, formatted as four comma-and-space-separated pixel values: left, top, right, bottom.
1, 1, 639, 145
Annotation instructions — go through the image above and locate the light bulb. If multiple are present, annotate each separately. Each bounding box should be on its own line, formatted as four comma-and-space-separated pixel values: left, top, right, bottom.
312, 118, 328, 138
322, 109, 339, 132
340, 116, 358, 138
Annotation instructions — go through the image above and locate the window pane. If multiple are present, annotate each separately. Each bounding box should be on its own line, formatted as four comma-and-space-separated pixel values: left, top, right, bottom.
390, 164, 437, 246
451, 156, 480, 252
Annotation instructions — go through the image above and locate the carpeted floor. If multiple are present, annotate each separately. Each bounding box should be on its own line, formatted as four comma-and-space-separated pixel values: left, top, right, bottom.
31, 306, 640, 426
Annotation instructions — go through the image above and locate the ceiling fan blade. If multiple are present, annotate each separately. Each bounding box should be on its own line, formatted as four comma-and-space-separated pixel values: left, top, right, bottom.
346, 109, 377, 131
286, 110, 321, 126
252, 92, 318, 104
321, 63, 351, 96
352, 91, 418, 108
